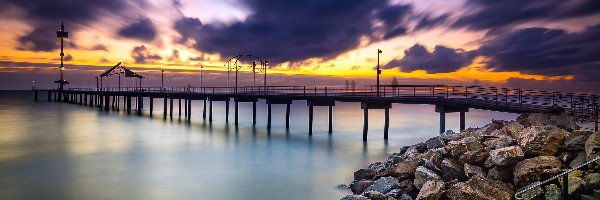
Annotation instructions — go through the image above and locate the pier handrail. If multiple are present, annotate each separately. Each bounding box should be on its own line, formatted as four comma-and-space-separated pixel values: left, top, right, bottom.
515, 155, 600, 199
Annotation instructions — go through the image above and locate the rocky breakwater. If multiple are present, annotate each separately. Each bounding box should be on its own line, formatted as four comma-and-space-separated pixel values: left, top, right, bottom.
341, 112, 600, 200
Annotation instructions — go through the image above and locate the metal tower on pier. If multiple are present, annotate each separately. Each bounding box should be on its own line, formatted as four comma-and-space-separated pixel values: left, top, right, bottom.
54, 21, 70, 90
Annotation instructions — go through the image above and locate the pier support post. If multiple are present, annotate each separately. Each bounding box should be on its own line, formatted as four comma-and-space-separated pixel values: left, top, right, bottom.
163, 96, 167, 119
384, 108, 389, 140
363, 108, 368, 141
187, 97, 191, 121
126, 96, 132, 114
225, 100, 229, 122
47, 91, 51, 102
328, 105, 333, 134
178, 98, 182, 117
104, 95, 110, 111
439, 112, 446, 134
235, 101, 239, 126
150, 97, 154, 116
460, 111, 466, 132
34, 90, 38, 102
308, 105, 313, 135
137, 96, 143, 115
184, 98, 187, 117
252, 101, 257, 125
267, 103, 272, 130
170, 96, 174, 118
203, 100, 206, 119
286, 103, 291, 129
209, 100, 213, 122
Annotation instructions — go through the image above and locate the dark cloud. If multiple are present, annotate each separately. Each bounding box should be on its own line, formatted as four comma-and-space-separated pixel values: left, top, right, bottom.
1, 0, 132, 51
453, 0, 600, 30
131, 45, 161, 64
383, 44, 475, 73
168, 50, 180, 62
174, 0, 417, 64
90, 44, 109, 51
478, 24, 600, 75
64, 54, 73, 61
118, 18, 157, 41
414, 14, 449, 31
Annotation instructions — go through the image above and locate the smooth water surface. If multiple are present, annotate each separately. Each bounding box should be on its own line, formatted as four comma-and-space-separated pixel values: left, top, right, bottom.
0, 91, 517, 199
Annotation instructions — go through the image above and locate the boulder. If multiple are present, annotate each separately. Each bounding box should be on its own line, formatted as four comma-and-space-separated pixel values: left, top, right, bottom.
483, 135, 514, 150
399, 146, 411, 155
441, 130, 459, 141
518, 126, 568, 157
422, 148, 446, 166
420, 159, 441, 174
517, 182, 544, 200
447, 136, 482, 158
570, 152, 587, 169
340, 195, 369, 200
350, 179, 374, 194
459, 175, 514, 200
583, 173, 600, 190
517, 112, 578, 131
362, 191, 387, 200
476, 120, 508, 136
458, 129, 482, 141
364, 177, 400, 194
444, 182, 465, 200
440, 158, 467, 181
514, 156, 562, 187
425, 136, 445, 149
404, 143, 428, 155
396, 179, 416, 197
413, 166, 442, 190
489, 146, 524, 167
502, 121, 525, 141
544, 184, 561, 200
558, 151, 575, 164
464, 163, 486, 178
459, 148, 489, 165
369, 162, 391, 177
487, 166, 513, 182
415, 180, 445, 200
390, 155, 422, 181
564, 130, 591, 151
585, 131, 600, 165
559, 174, 585, 198
354, 169, 376, 180
398, 194, 413, 200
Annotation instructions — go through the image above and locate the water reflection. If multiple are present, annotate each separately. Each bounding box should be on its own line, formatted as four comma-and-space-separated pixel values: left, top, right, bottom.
0, 91, 518, 199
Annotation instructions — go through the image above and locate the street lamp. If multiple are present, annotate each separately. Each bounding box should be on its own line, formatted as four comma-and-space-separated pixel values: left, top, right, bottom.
377, 49, 382, 97
200, 65, 204, 88
264, 60, 268, 87
161, 69, 165, 91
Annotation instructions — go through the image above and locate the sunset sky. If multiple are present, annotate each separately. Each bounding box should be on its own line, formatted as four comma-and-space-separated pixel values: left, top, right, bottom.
0, 0, 599, 93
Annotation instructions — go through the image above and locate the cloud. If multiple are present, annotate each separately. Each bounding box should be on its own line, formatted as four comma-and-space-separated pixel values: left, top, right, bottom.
2, 0, 134, 51
453, 0, 600, 30
64, 54, 73, 61
383, 44, 475, 73
168, 50, 180, 62
173, 0, 418, 64
478, 24, 600, 75
131, 45, 161, 63
414, 14, 449, 31
89, 44, 109, 51
118, 18, 157, 41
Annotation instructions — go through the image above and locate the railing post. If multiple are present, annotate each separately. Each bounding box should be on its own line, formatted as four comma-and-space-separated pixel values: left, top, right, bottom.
562, 174, 568, 199
325, 87, 328, 96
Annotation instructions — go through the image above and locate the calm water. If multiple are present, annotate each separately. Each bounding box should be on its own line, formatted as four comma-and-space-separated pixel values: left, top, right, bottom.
0, 91, 517, 199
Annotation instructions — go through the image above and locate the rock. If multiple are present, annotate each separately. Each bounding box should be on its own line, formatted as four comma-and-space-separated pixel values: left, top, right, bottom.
363, 191, 387, 200
483, 156, 495, 169
459, 175, 514, 200
397, 179, 416, 197
570, 152, 587, 169
391, 155, 422, 181
544, 184, 561, 200
502, 121, 525, 141
489, 146, 524, 167
458, 128, 482, 140
386, 189, 403, 199
477, 120, 508, 136
398, 194, 413, 200
354, 169, 376, 180
464, 163, 486, 178
585, 131, 600, 166
458, 148, 489, 165
564, 130, 591, 151
441, 130, 459, 141
399, 146, 411, 155
559, 174, 585, 198
517, 182, 544, 200
517, 112, 578, 131
425, 137, 445, 149
350, 179, 374, 194
558, 151, 574, 164
413, 166, 442, 190
341, 195, 369, 200
420, 159, 441, 174
447, 136, 483, 158
364, 177, 400, 194
518, 126, 568, 157
338, 184, 351, 189
513, 156, 562, 187
415, 180, 445, 200
405, 143, 428, 155
440, 158, 467, 181
487, 166, 513, 182
583, 173, 600, 189
369, 162, 391, 177
483, 135, 514, 150
444, 182, 465, 200
387, 153, 405, 165
422, 148, 445, 166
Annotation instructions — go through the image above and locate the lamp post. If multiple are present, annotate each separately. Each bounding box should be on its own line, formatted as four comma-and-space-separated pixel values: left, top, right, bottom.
264, 60, 268, 88
377, 49, 382, 97
161, 69, 165, 91
200, 65, 204, 88
32, 80, 35, 90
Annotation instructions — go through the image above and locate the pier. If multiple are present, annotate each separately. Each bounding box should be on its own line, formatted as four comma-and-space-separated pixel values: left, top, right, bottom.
34, 85, 599, 141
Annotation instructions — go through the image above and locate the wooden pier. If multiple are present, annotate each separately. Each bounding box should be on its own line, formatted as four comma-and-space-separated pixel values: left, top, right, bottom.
34, 85, 599, 141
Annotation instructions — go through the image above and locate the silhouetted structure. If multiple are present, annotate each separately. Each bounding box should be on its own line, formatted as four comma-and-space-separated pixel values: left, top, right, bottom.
54, 21, 70, 92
